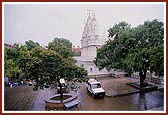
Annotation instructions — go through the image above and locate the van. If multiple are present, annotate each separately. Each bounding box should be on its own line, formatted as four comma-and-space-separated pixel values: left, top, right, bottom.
86, 78, 105, 98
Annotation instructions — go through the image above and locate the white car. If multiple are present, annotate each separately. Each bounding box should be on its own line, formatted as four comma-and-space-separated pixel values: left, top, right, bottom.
86, 78, 105, 98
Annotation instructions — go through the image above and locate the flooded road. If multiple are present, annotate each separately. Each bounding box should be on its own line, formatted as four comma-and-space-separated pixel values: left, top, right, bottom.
4, 76, 164, 111
77, 82, 164, 111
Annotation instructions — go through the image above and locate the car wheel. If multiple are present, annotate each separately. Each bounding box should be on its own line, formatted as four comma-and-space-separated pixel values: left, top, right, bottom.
86, 88, 89, 93
92, 93, 95, 98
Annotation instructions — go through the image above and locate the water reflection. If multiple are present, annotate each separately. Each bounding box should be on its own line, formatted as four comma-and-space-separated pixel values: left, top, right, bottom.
139, 92, 147, 110
132, 90, 164, 110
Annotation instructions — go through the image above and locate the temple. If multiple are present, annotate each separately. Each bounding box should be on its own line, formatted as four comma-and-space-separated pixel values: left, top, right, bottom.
74, 10, 112, 76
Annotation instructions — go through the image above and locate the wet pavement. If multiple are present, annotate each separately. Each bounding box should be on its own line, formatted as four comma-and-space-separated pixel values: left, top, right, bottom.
97, 76, 139, 97
4, 76, 164, 111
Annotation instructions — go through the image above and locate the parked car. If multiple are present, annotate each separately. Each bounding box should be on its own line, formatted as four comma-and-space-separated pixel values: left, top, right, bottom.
86, 78, 105, 98
28, 80, 33, 86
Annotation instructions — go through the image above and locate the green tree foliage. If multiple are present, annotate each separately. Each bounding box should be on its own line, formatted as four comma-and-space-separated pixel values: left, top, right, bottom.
5, 44, 21, 66
108, 21, 131, 38
25, 40, 40, 51
26, 40, 87, 98
72, 51, 81, 57
95, 20, 164, 86
48, 37, 73, 58
48, 37, 72, 49
4, 38, 87, 97
4, 49, 19, 80
4, 44, 21, 80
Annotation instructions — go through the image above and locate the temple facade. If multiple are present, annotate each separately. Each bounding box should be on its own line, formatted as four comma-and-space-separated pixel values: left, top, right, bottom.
74, 10, 112, 76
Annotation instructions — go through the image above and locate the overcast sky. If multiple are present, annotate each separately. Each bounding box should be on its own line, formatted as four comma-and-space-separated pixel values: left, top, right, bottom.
4, 3, 165, 47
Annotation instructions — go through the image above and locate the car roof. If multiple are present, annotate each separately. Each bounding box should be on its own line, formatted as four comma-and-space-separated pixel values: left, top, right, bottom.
88, 79, 100, 84
90, 81, 101, 85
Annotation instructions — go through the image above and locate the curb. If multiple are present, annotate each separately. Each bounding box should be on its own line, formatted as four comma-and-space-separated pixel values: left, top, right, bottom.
105, 90, 140, 97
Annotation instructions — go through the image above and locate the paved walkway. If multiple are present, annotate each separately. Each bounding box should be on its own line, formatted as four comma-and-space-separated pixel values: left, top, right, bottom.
4, 85, 37, 110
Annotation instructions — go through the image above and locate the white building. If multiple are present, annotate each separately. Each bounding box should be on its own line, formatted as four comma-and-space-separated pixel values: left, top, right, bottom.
74, 10, 112, 76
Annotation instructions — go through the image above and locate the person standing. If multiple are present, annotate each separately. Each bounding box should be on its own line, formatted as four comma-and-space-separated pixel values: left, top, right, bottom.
9, 81, 13, 88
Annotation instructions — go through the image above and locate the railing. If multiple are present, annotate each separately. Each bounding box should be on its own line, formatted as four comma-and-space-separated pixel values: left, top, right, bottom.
132, 73, 164, 84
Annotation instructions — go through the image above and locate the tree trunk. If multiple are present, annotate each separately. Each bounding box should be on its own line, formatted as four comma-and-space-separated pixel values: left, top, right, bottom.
139, 69, 147, 87
139, 70, 143, 86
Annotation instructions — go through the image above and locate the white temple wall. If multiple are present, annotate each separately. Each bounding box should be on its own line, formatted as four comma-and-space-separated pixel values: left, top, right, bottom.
81, 47, 88, 57
87, 46, 97, 57
86, 63, 97, 74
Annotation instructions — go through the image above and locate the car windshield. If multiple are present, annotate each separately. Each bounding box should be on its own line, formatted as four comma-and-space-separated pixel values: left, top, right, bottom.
91, 83, 101, 89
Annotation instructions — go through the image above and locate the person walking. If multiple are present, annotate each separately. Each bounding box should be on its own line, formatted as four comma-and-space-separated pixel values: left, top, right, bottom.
9, 81, 13, 88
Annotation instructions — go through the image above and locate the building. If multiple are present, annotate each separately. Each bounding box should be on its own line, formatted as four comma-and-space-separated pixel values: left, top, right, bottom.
72, 45, 81, 56
4, 43, 13, 49
74, 10, 112, 76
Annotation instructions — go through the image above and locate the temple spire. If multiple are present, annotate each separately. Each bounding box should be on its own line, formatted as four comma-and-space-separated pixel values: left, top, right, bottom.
93, 11, 95, 19
88, 9, 90, 17
86, 9, 88, 17
92, 10, 94, 17
102, 27, 106, 41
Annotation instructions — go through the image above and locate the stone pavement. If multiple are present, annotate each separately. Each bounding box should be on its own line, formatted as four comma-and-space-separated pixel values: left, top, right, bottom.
4, 85, 37, 111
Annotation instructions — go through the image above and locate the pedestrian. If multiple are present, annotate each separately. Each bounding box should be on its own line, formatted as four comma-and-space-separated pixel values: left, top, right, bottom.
21, 81, 24, 86
9, 81, 13, 88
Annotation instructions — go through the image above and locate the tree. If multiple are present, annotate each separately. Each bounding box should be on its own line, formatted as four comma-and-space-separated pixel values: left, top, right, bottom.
4, 48, 19, 80
4, 37, 88, 99
48, 38, 73, 58
5, 44, 21, 66
25, 38, 87, 99
25, 47, 43, 82
48, 37, 72, 49
4, 44, 21, 80
18, 45, 30, 78
95, 20, 164, 86
26, 46, 87, 98
108, 21, 131, 38
25, 40, 40, 51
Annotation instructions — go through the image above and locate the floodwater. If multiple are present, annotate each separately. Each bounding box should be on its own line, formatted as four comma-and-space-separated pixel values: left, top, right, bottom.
4, 77, 164, 111
131, 91, 164, 110
77, 82, 164, 111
